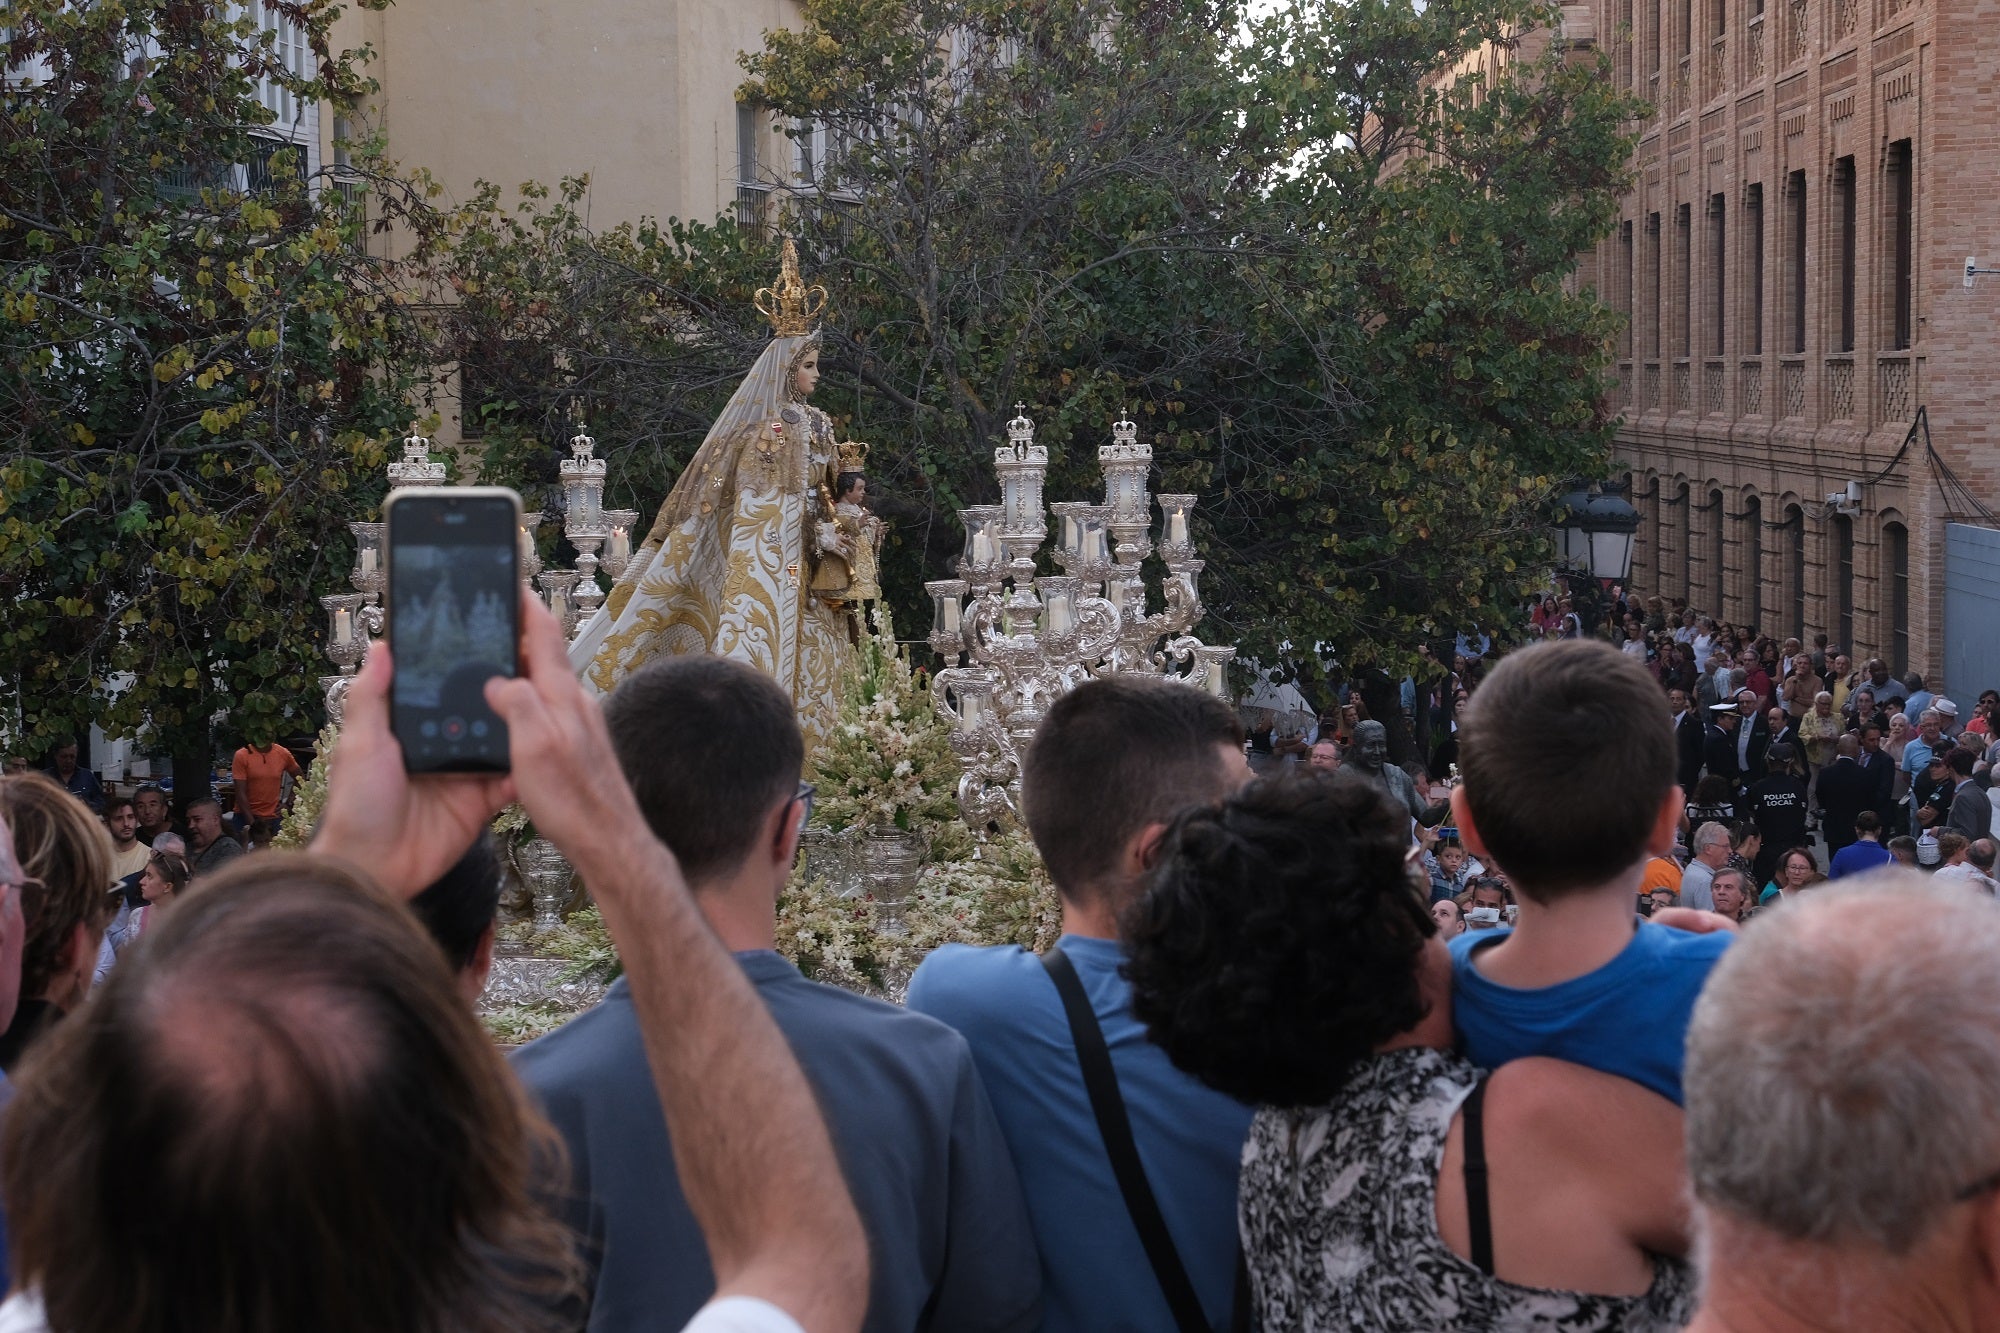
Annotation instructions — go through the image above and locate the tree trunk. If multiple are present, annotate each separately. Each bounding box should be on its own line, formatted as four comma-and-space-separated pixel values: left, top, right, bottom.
171, 727, 214, 820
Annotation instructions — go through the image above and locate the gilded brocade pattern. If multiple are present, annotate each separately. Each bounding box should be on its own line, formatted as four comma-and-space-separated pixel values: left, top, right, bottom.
568, 333, 851, 746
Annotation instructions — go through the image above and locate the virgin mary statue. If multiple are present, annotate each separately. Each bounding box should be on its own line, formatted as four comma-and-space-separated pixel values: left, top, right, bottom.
568, 241, 854, 745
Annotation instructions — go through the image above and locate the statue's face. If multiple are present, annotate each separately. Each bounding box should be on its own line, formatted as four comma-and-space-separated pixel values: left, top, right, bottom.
793, 350, 820, 398
1354, 725, 1387, 770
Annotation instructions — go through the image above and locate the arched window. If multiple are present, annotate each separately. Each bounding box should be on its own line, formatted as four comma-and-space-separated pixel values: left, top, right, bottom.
1785, 504, 1806, 637
1744, 496, 1763, 632
1831, 514, 1855, 653
1884, 521, 1909, 674
1679, 483, 1694, 599
1710, 488, 1727, 614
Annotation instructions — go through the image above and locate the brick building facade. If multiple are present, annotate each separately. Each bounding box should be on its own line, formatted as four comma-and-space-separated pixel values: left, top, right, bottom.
1579, 0, 1998, 680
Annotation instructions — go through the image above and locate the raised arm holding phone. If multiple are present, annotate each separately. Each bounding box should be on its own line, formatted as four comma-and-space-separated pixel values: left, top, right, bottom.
317, 587, 870, 1333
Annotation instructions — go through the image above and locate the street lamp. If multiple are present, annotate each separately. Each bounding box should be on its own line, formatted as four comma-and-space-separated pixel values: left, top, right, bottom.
1556, 482, 1641, 584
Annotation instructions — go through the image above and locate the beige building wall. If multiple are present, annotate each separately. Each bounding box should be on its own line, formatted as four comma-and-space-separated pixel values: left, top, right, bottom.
1582, 0, 1999, 683
329, 0, 801, 230
324, 0, 804, 445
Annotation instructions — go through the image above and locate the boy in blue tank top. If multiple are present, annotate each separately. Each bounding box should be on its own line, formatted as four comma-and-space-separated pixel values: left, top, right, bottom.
1447, 640, 1732, 1105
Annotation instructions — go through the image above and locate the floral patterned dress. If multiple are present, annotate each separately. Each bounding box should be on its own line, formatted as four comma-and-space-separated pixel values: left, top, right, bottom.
1238, 1047, 1694, 1332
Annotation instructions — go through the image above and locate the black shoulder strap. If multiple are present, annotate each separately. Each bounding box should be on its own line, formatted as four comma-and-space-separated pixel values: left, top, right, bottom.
1461, 1076, 1495, 1276
1042, 946, 1217, 1333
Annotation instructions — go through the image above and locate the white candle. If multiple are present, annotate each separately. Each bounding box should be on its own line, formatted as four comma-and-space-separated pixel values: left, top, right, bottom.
519, 528, 534, 564
548, 587, 569, 618
610, 526, 630, 562
1165, 509, 1189, 547
971, 530, 996, 567
333, 608, 352, 643
1047, 593, 1074, 635
358, 547, 377, 577
1206, 661, 1227, 697
938, 595, 962, 636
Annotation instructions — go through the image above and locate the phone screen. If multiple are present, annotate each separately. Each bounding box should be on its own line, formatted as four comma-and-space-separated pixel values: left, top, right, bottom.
387, 490, 520, 773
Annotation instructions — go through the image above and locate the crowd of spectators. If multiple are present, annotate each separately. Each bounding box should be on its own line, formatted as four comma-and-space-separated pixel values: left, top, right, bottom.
0, 587, 1995, 1333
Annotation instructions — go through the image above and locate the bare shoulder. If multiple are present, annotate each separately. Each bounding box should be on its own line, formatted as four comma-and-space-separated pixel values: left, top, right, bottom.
1485, 1058, 1681, 1155
1484, 1057, 1689, 1254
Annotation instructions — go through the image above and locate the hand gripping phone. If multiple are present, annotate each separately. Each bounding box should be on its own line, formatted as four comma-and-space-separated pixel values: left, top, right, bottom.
383, 487, 523, 773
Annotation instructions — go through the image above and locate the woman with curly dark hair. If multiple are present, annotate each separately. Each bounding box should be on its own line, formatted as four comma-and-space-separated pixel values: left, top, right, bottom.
1125, 773, 1694, 1331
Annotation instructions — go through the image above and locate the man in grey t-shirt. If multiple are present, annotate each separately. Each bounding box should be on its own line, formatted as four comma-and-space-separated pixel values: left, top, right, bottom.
514, 658, 1038, 1333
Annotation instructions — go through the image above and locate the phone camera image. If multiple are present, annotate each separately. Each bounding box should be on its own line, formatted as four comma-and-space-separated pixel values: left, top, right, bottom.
386, 490, 521, 773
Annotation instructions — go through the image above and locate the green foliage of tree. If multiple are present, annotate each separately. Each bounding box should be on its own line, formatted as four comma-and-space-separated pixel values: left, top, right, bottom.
0, 0, 1652, 788
749, 0, 1648, 686
1225, 0, 1647, 681
451, 0, 1642, 694
0, 0, 424, 768
404, 178, 782, 528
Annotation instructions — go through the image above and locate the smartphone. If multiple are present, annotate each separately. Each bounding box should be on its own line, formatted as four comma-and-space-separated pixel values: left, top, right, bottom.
383, 487, 523, 773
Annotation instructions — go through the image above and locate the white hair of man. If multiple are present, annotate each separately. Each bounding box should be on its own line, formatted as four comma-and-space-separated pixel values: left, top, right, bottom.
1686, 875, 2000, 1255
1693, 822, 1732, 854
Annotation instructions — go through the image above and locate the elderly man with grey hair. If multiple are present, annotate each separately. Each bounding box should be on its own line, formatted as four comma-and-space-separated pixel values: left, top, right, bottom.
1679, 821, 1731, 912
1683, 876, 2000, 1332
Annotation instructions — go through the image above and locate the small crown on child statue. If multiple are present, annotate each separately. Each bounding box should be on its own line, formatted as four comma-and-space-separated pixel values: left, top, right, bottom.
753, 238, 829, 337
836, 440, 869, 472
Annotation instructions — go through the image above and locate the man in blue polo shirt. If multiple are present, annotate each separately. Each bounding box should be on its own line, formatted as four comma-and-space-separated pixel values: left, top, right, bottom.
515, 658, 1037, 1333
908, 677, 1255, 1333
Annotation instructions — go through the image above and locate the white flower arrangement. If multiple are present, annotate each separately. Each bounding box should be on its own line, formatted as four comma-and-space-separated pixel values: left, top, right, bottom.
807, 609, 959, 835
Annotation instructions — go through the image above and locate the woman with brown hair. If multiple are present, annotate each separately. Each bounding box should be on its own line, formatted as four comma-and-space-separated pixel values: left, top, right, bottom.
1758, 846, 1823, 907
0, 774, 117, 1071
131, 850, 191, 936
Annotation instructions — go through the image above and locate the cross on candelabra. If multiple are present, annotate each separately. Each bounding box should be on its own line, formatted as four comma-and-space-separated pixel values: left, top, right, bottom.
925, 407, 1235, 828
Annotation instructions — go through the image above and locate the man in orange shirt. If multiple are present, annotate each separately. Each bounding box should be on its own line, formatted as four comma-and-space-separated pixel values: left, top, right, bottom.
231, 739, 303, 838
1639, 848, 1684, 900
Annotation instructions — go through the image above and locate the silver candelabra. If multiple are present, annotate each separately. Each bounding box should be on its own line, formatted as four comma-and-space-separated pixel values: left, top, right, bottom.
926, 408, 1234, 827
320, 434, 448, 726
323, 428, 625, 729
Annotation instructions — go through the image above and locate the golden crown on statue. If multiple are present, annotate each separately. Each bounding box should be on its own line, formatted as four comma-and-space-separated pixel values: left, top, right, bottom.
753, 238, 829, 337
836, 440, 870, 472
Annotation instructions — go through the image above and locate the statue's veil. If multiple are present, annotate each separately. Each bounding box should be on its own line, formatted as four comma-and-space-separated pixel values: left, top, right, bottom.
567, 332, 818, 679
632, 332, 818, 553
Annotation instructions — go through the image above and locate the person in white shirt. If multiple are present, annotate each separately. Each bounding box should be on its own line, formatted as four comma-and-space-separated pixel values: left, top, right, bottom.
1691, 619, 1717, 674
1932, 836, 2000, 896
